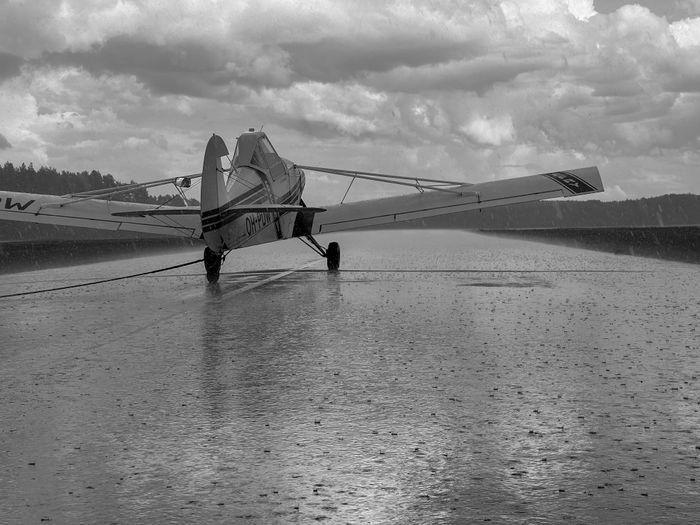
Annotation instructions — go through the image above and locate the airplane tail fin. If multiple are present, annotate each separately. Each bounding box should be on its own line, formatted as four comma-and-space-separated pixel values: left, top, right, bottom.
201, 134, 230, 251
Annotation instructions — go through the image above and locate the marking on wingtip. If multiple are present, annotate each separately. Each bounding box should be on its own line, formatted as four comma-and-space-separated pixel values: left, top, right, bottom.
543, 171, 597, 194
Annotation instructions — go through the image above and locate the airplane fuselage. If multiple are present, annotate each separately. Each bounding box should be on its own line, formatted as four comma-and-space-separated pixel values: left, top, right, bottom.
199, 131, 307, 253
213, 161, 305, 250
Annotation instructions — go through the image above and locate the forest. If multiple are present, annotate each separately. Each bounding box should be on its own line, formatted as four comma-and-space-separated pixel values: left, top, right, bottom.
400, 193, 700, 229
0, 161, 198, 206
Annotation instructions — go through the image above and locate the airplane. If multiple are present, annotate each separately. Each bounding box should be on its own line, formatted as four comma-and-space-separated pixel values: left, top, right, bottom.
0, 129, 604, 282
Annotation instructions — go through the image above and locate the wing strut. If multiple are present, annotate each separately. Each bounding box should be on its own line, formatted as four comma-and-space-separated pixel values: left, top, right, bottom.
54, 173, 202, 207
340, 177, 356, 204
298, 234, 327, 257
294, 165, 469, 195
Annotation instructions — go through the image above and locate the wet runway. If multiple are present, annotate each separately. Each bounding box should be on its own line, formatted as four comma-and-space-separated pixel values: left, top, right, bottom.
1, 230, 699, 524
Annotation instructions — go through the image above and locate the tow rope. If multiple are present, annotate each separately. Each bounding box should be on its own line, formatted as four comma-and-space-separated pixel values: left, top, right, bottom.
0, 257, 204, 299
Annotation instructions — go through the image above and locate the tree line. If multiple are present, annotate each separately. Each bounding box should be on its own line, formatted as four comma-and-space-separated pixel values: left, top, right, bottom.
0, 161, 199, 206
416, 193, 700, 229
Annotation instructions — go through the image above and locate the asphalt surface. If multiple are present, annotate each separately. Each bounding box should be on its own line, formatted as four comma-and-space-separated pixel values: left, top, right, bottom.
1, 230, 699, 524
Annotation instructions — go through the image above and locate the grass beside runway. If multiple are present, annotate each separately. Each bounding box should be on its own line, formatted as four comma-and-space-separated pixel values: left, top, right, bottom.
0, 238, 204, 274
479, 225, 700, 264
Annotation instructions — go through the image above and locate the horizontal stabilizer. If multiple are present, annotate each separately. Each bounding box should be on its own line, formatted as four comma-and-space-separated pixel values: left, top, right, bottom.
113, 204, 325, 218
112, 208, 201, 217
201, 204, 325, 234
216, 204, 325, 214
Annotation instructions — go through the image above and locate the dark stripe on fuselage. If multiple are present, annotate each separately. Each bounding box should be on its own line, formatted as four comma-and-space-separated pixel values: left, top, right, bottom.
200, 184, 265, 219
201, 190, 300, 233
201, 182, 302, 233
202, 186, 301, 232
201, 187, 266, 227
201, 180, 300, 227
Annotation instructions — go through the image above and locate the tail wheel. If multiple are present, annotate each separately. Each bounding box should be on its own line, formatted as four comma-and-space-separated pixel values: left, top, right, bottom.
326, 242, 340, 271
203, 246, 222, 283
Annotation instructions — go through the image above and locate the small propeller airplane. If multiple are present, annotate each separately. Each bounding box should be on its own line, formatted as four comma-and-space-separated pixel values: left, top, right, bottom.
0, 129, 603, 282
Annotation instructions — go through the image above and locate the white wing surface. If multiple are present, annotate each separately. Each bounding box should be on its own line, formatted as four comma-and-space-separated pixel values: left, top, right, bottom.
310, 167, 602, 234
0, 191, 201, 238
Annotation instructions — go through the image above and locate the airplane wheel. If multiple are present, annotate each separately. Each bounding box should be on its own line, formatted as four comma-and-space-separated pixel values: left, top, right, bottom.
203, 246, 222, 283
326, 242, 340, 271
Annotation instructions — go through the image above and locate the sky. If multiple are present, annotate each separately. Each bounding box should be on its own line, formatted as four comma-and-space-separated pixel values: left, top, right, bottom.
1, 0, 699, 203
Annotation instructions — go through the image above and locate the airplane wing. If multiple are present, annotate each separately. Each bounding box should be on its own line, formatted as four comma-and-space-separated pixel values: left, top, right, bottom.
304, 166, 603, 234
0, 188, 326, 239
0, 171, 207, 238
0, 190, 203, 238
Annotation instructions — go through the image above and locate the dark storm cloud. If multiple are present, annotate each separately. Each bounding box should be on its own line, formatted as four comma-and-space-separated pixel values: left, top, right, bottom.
274, 115, 371, 140
587, 77, 645, 98
661, 53, 700, 93
282, 36, 482, 82
365, 56, 547, 94
0, 52, 23, 81
0, 133, 11, 150
40, 37, 278, 98
665, 76, 700, 93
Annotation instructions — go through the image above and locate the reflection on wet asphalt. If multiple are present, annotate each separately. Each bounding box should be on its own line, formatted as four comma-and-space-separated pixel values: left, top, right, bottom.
1, 230, 699, 524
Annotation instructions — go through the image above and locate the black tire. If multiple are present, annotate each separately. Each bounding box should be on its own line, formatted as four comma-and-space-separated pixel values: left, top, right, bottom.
326, 241, 340, 271
203, 246, 222, 283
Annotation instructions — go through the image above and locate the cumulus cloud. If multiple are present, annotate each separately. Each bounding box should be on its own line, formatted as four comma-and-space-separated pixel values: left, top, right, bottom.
596, 0, 700, 20
0, 132, 11, 150
252, 82, 388, 137
568, 0, 597, 21
670, 16, 700, 47
0, 0, 699, 198
461, 114, 515, 146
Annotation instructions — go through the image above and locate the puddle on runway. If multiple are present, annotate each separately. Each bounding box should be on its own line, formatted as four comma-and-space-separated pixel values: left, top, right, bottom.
456, 277, 553, 288
1, 230, 699, 524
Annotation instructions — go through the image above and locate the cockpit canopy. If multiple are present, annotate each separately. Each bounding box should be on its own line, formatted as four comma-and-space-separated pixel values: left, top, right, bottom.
232, 131, 284, 177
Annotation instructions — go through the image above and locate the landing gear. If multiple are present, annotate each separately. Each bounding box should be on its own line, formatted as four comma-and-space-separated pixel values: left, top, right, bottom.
203, 246, 222, 283
326, 241, 340, 271
299, 234, 340, 271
